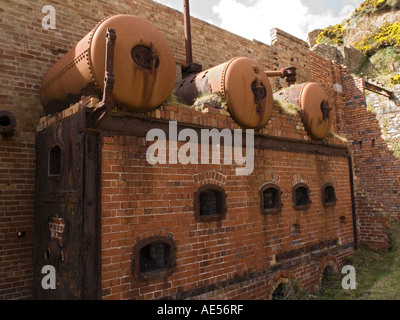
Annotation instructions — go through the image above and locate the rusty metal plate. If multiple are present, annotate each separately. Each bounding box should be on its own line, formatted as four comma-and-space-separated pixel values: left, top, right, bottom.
40, 15, 176, 113
299, 83, 332, 140
223, 57, 273, 129
34, 109, 100, 300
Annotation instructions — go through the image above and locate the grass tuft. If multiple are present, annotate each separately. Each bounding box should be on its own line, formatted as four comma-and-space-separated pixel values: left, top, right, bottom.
164, 93, 191, 109
193, 92, 227, 111
273, 99, 300, 116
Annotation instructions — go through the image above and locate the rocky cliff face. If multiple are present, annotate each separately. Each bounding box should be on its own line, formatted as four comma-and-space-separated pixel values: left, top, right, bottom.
309, 0, 400, 159
343, 8, 400, 46
309, 0, 400, 80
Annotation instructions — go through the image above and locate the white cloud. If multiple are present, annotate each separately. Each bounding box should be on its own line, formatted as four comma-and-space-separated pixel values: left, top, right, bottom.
212, 0, 356, 44
339, 4, 356, 17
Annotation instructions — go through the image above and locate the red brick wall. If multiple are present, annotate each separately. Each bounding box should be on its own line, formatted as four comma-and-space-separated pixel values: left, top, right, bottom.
307, 51, 395, 251
0, 141, 35, 299
100, 105, 354, 300
270, 29, 312, 88
48, 216, 65, 246
0, 0, 273, 300
340, 74, 400, 250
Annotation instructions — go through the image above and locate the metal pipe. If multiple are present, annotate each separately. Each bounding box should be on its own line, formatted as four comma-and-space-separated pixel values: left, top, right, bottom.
184, 0, 193, 66
347, 154, 358, 250
264, 70, 284, 77
265, 67, 297, 86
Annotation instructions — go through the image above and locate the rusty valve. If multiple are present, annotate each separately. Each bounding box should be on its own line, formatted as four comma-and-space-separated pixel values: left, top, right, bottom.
265, 67, 297, 86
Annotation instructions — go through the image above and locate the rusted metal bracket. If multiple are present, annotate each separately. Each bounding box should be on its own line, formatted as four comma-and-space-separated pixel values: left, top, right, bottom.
364, 80, 395, 100
91, 28, 117, 126
101, 28, 116, 109
265, 67, 297, 86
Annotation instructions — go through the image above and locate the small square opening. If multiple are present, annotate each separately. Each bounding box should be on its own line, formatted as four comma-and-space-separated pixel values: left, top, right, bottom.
194, 185, 227, 222
260, 183, 282, 215
293, 183, 311, 210
133, 236, 175, 282
200, 190, 219, 216
140, 242, 171, 274
322, 183, 337, 207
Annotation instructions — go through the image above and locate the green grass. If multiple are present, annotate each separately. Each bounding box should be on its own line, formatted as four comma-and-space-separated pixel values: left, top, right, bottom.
316, 219, 400, 300
358, 46, 400, 86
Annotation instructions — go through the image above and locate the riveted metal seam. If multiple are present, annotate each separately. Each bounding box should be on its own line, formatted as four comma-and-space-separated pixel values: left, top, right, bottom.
87, 16, 111, 88
220, 57, 237, 100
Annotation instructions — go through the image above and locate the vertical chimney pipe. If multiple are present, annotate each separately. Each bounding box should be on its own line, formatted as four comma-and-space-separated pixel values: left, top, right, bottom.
184, 0, 193, 66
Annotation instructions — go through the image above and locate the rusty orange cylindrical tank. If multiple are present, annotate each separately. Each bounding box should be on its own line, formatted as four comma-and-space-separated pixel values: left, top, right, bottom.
40, 14, 176, 114
273, 82, 333, 140
174, 57, 274, 129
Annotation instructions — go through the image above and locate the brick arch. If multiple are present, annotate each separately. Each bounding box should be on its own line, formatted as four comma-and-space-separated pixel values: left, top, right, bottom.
258, 172, 280, 187
193, 170, 227, 189
292, 173, 309, 187
132, 230, 177, 282
316, 255, 339, 288
320, 175, 337, 188
134, 229, 174, 244
266, 270, 299, 300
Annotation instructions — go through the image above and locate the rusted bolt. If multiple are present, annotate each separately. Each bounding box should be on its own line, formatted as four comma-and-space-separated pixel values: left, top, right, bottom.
253, 66, 260, 74
0, 110, 16, 138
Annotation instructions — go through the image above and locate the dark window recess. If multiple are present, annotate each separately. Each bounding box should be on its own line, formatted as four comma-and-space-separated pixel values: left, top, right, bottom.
140, 242, 171, 274
322, 184, 337, 207
320, 265, 338, 293
194, 185, 227, 222
133, 236, 175, 281
49, 145, 62, 176
200, 190, 218, 216
272, 279, 298, 300
273, 283, 287, 300
260, 184, 282, 214
0, 115, 11, 127
293, 184, 311, 210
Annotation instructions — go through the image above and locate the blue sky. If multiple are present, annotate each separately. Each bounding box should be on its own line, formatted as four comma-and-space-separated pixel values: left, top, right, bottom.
153, 0, 364, 43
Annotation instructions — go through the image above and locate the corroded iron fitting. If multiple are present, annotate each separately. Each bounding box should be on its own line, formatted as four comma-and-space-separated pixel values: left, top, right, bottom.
0, 110, 16, 138
265, 67, 297, 86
